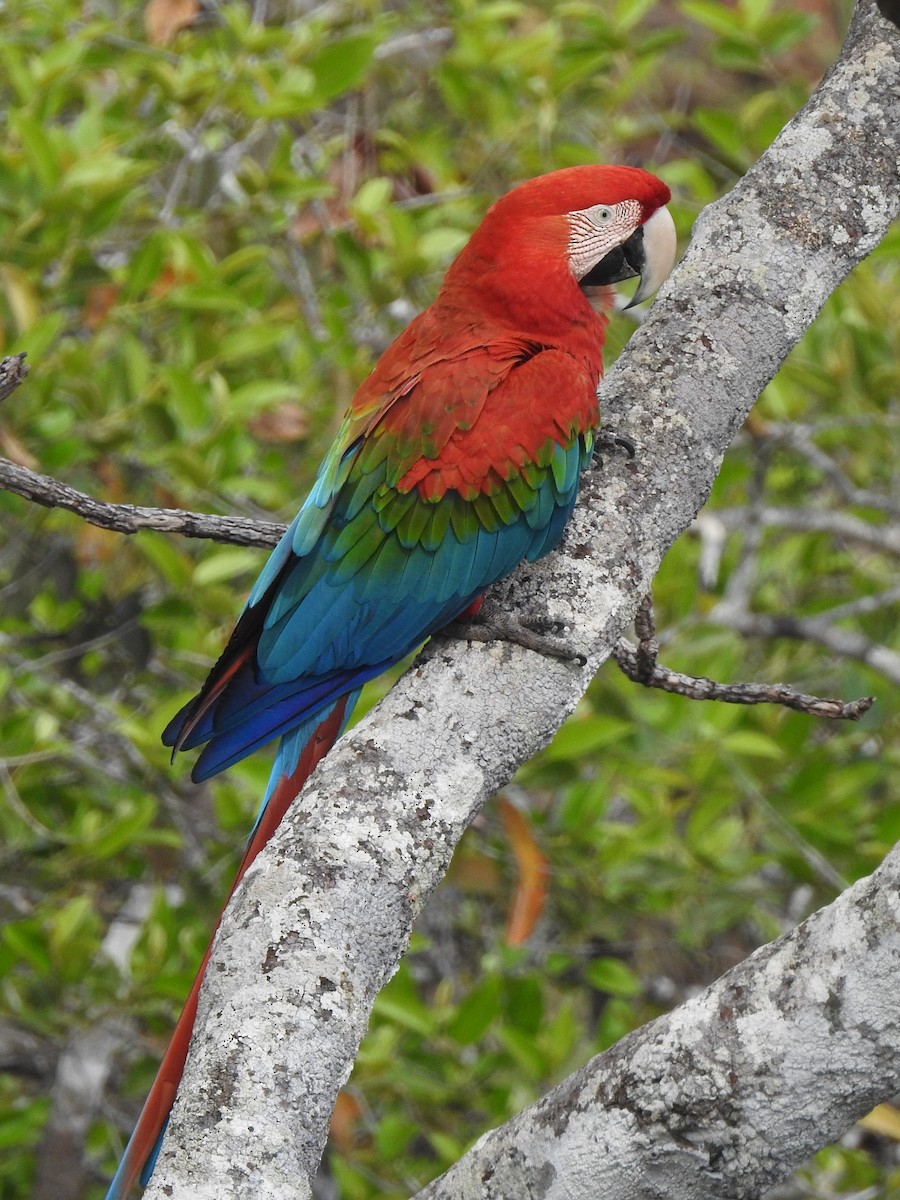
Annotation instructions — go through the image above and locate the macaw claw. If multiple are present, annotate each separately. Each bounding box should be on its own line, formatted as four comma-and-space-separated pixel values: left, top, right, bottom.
444, 608, 587, 665
592, 429, 636, 469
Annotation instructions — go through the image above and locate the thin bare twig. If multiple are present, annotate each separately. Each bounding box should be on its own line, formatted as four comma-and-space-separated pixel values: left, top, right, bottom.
615, 595, 875, 721
0, 456, 284, 548
712, 605, 900, 685
764, 423, 900, 517
373, 27, 453, 62
0, 1021, 55, 1081
710, 504, 900, 557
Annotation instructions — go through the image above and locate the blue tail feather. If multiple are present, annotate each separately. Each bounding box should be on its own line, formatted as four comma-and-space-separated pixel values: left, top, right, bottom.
190, 664, 387, 781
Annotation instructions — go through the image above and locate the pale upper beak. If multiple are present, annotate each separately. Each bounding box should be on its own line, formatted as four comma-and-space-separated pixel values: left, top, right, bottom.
623, 204, 677, 310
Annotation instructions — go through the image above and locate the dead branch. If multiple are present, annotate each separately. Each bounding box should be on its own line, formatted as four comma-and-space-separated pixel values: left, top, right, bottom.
615, 638, 874, 720
762, 422, 900, 517
614, 595, 875, 720
0, 454, 284, 549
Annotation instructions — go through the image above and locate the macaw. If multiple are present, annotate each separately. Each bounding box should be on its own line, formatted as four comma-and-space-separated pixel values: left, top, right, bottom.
105, 163, 675, 1197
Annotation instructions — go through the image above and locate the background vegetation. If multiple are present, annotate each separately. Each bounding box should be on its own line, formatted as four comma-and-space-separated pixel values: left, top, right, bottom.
1, 0, 898, 1196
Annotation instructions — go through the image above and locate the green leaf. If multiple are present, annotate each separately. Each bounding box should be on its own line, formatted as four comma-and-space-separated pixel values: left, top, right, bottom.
447, 976, 501, 1045
85, 796, 162, 859
721, 730, 785, 760
165, 284, 248, 313
0, 1100, 48, 1151
584, 957, 641, 998
692, 107, 747, 164
351, 176, 394, 220
372, 971, 434, 1036
374, 1112, 416, 1158
504, 975, 542, 1035
126, 234, 168, 297
192, 548, 262, 586
3, 922, 53, 976
227, 380, 299, 412
10, 113, 60, 190
162, 365, 212, 431
740, 0, 773, 28
137, 533, 195, 589
417, 227, 469, 263
48, 896, 95, 957
214, 324, 287, 365
61, 153, 150, 194
0, 43, 34, 105
680, 0, 746, 38
309, 34, 377, 103
544, 716, 632, 762
497, 1025, 546, 1075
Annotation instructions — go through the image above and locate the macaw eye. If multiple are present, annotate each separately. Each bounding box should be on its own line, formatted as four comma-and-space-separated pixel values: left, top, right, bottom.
592, 206, 614, 224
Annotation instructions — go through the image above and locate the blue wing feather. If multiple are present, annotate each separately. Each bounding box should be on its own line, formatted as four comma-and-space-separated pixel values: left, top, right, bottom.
164, 334, 594, 783
165, 437, 587, 779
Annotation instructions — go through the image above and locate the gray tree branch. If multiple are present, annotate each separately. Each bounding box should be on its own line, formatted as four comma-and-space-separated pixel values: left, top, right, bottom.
413, 840, 900, 1200
0, 451, 284, 549
85, 1, 896, 1196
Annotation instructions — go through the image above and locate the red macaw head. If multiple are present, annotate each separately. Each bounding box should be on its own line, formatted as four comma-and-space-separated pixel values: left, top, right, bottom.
443, 165, 676, 331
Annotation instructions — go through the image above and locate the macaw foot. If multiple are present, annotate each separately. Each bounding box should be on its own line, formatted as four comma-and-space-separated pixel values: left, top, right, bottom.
444, 605, 586, 664
591, 429, 636, 469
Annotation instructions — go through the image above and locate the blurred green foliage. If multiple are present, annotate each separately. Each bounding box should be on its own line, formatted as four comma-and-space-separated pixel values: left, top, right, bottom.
1, 0, 898, 1197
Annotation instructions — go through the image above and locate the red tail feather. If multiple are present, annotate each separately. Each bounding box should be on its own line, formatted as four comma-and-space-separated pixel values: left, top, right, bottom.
171, 642, 256, 753
107, 698, 348, 1198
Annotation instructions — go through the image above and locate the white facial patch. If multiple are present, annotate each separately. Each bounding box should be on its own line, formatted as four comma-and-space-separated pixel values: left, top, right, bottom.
567, 198, 643, 281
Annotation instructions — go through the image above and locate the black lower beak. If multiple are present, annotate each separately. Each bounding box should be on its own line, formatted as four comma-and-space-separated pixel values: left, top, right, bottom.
579, 227, 645, 288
